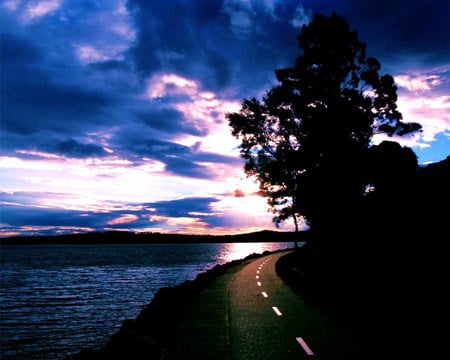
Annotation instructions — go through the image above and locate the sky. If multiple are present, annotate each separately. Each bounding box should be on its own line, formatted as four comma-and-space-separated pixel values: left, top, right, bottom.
1, 0, 449, 237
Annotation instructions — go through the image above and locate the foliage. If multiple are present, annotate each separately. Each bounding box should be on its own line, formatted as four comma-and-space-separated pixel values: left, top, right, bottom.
228, 13, 421, 234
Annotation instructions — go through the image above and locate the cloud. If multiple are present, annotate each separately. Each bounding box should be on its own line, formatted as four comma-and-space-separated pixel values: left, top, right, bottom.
87, 59, 129, 72
164, 143, 237, 178
221, 0, 253, 37
146, 214, 210, 234
0, 32, 42, 65
374, 93, 450, 157
290, 3, 312, 28
116, 130, 240, 179
0, 190, 285, 236
2, 1, 21, 11
3, 0, 135, 56
398, 95, 450, 142
126, 0, 300, 94
229, 10, 252, 29
0, 192, 220, 235
75, 44, 109, 64
139, 73, 242, 156
135, 107, 201, 136
0, 33, 114, 135
146, 73, 199, 99
24, 0, 61, 22
0, 28, 128, 161
1, 73, 113, 139
233, 189, 245, 197
1, 0, 303, 170
106, 214, 139, 225
2, 36, 239, 177
46, 139, 109, 159
392, 70, 449, 153
162, 157, 212, 179
0, 202, 102, 228
395, 74, 442, 92
1, 0, 448, 237
145, 197, 218, 218
0, 150, 236, 208
106, 72, 242, 178
300, 0, 450, 70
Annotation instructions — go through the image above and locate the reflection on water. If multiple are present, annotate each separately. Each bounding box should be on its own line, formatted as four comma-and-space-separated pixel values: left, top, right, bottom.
218, 242, 289, 264
0, 242, 293, 360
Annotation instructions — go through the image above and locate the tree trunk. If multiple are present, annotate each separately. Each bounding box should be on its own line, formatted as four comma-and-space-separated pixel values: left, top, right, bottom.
293, 213, 299, 249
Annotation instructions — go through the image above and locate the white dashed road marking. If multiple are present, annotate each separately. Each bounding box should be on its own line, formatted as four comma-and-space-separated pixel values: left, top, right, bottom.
272, 307, 282, 316
296, 337, 314, 356
252, 256, 315, 356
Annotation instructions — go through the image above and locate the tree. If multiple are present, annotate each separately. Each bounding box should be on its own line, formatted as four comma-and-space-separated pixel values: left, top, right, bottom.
368, 141, 418, 198
227, 13, 421, 246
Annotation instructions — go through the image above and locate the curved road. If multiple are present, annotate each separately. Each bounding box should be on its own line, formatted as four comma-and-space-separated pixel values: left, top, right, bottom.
166, 251, 365, 359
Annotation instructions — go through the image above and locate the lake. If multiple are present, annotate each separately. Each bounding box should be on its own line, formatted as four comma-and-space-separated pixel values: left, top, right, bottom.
0, 242, 293, 359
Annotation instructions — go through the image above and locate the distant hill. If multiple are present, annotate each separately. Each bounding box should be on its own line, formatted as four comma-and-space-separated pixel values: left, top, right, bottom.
0, 229, 310, 245
415, 156, 449, 235
418, 156, 449, 190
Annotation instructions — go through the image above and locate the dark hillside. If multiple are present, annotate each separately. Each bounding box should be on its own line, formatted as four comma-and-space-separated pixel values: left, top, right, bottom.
0, 229, 309, 245
277, 156, 449, 358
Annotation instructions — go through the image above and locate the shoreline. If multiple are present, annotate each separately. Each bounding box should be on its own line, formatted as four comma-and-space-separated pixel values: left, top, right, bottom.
0, 230, 309, 245
66, 249, 290, 360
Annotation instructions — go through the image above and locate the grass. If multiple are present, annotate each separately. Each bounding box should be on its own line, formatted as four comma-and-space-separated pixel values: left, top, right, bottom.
163, 263, 245, 360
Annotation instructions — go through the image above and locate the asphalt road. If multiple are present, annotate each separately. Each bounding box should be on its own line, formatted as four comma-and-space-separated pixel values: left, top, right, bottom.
228, 251, 364, 359
166, 251, 366, 359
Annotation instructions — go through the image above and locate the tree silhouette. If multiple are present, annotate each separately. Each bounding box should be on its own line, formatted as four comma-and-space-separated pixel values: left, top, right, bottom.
368, 141, 418, 198
228, 13, 421, 246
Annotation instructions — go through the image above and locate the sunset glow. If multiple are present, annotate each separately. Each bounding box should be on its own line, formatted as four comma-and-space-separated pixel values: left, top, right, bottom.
1, 0, 449, 237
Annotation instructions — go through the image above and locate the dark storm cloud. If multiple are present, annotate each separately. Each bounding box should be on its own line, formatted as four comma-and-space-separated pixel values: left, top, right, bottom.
46, 139, 108, 158
116, 134, 189, 160
162, 150, 240, 179
0, 0, 309, 165
2, 80, 112, 133
1, 33, 112, 130
0, 194, 105, 228
163, 157, 214, 179
145, 197, 219, 218
126, 0, 302, 95
0, 32, 42, 65
0, 0, 448, 238
0, 192, 221, 234
0, 136, 106, 160
116, 133, 239, 179
135, 106, 207, 136
87, 60, 130, 72
0, 0, 141, 160
3, 0, 448, 161
147, 195, 246, 231
2, 1, 270, 169
0, 31, 116, 158
300, 0, 450, 70
0, 202, 159, 233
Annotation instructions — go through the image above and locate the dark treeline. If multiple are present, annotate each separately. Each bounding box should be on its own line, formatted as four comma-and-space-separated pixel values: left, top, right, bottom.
277, 154, 449, 359
228, 12, 449, 358
0, 229, 308, 246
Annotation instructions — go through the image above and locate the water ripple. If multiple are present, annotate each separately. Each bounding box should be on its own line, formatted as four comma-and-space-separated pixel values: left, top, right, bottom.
0, 242, 293, 359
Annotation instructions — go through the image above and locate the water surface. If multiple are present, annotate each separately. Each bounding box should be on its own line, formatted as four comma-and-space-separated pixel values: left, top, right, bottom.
0, 242, 293, 359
